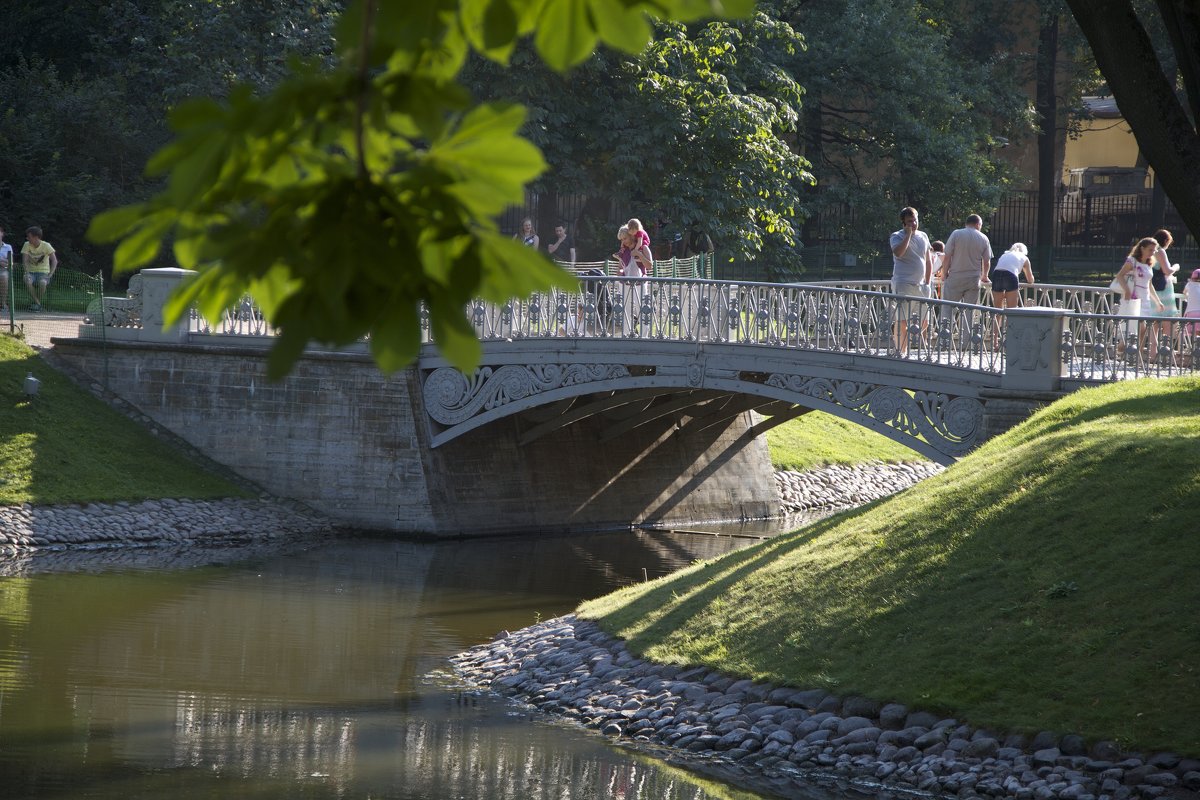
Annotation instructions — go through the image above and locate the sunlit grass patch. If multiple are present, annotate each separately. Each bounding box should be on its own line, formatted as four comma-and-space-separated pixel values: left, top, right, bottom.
1, 335, 250, 505
581, 377, 1200, 754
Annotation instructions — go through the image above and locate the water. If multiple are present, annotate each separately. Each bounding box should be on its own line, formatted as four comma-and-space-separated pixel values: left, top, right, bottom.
0, 528, 834, 800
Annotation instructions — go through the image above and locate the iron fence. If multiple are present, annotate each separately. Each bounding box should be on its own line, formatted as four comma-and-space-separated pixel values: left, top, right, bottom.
3, 266, 103, 346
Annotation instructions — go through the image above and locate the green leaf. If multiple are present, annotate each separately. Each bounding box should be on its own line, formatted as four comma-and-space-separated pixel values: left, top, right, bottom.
460, 0, 520, 62
86, 203, 149, 244
433, 103, 547, 214
266, 328, 311, 381
535, 0, 597, 70
112, 213, 174, 273
428, 292, 483, 372
171, 227, 207, 270
369, 304, 422, 373
587, 0, 652, 54
477, 234, 576, 300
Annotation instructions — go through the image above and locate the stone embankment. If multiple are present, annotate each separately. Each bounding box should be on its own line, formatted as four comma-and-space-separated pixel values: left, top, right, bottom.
0, 497, 332, 554
0, 460, 939, 555
452, 615, 1200, 800
775, 461, 944, 514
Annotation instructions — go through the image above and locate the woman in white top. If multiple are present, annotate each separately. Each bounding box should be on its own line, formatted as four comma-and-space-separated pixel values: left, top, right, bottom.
1149, 228, 1179, 318
989, 242, 1035, 310
1114, 237, 1167, 359
1115, 238, 1166, 317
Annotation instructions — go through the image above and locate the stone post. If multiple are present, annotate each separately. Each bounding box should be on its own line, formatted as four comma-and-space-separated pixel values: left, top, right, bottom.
139, 268, 198, 343
1001, 306, 1068, 391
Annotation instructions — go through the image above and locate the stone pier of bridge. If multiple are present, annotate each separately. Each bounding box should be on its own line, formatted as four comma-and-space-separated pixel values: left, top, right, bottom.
49, 336, 780, 536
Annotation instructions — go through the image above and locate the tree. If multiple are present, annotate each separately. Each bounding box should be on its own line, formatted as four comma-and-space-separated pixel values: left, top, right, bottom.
0, 0, 342, 278
463, 13, 811, 275
776, 0, 1035, 253
89, 0, 756, 378
1063, 0, 1200, 241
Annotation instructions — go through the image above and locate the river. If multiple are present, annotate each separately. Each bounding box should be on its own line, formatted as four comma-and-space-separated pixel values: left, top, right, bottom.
0, 525, 843, 799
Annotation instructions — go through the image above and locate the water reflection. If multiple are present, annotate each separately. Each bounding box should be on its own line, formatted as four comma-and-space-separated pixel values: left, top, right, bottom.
0, 530, 817, 799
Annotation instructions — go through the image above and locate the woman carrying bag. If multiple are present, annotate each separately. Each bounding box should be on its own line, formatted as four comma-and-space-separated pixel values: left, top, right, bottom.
1114, 237, 1166, 360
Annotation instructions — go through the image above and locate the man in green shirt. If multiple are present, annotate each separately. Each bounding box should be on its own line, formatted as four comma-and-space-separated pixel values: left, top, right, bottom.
21, 226, 57, 312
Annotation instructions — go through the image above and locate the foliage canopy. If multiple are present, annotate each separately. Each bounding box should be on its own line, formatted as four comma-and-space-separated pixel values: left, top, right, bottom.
88, 0, 756, 377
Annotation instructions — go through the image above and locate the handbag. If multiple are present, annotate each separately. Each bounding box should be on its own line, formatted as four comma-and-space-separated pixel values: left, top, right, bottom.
1108, 277, 1125, 293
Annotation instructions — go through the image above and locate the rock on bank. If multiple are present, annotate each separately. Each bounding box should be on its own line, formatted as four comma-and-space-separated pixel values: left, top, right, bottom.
452, 615, 1200, 800
775, 461, 944, 514
0, 497, 333, 553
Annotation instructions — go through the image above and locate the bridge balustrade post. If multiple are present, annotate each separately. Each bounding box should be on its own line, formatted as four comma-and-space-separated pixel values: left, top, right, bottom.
1001, 306, 1068, 391
139, 267, 198, 343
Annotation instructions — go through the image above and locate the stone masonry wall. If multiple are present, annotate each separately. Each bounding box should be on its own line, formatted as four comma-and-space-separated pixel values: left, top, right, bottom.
50, 340, 781, 536
52, 340, 436, 532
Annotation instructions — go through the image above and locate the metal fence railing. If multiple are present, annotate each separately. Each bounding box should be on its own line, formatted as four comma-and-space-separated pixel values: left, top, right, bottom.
71, 270, 1198, 385
3, 266, 103, 347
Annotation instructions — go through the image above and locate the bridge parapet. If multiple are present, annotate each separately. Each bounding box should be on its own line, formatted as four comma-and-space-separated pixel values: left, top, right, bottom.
85, 270, 1198, 388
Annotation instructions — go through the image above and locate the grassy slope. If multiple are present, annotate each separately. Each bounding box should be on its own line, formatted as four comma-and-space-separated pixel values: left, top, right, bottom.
765, 410, 921, 471
0, 335, 250, 504
580, 377, 1200, 755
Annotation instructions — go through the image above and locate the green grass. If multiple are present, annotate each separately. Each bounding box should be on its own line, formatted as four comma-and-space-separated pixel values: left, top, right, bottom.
1, 334, 251, 504
765, 410, 921, 470
580, 377, 1200, 755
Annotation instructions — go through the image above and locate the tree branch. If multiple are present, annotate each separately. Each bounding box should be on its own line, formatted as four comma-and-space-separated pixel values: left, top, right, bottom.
1065, 0, 1200, 240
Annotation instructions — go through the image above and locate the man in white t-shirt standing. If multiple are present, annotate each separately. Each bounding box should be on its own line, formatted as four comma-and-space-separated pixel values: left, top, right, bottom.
939, 214, 993, 305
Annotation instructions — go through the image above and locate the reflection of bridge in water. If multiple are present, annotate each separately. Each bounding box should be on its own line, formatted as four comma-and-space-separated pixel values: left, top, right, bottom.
54, 270, 1199, 535
3, 535, 760, 799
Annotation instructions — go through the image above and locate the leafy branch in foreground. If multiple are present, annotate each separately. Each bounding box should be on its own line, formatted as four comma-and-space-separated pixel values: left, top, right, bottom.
87, 0, 754, 378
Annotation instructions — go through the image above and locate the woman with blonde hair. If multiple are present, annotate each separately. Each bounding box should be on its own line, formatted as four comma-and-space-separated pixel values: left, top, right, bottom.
990, 242, 1034, 310
514, 217, 538, 249
612, 225, 653, 334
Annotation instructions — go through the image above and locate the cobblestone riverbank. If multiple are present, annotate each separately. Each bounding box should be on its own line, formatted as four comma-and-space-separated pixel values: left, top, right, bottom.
0, 460, 941, 555
451, 615, 1200, 800
775, 461, 945, 514
0, 497, 333, 554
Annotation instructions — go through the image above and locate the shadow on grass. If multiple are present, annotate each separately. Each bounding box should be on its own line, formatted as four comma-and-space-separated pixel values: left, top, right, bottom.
586, 414, 1200, 754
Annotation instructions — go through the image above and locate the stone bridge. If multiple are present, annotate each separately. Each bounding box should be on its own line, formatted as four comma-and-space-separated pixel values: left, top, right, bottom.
47, 269, 1197, 535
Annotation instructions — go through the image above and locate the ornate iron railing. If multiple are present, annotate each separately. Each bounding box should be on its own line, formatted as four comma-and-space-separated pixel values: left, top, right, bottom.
189, 297, 275, 337
1061, 312, 1200, 381
176, 274, 1197, 382
455, 277, 1008, 373
800, 279, 1131, 316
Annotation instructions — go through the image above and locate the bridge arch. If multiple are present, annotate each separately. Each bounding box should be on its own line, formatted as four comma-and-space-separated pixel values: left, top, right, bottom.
419, 339, 1000, 465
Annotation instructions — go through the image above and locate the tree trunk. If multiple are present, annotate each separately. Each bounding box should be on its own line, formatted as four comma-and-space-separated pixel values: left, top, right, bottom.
1035, 14, 1059, 282
1064, 0, 1200, 242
